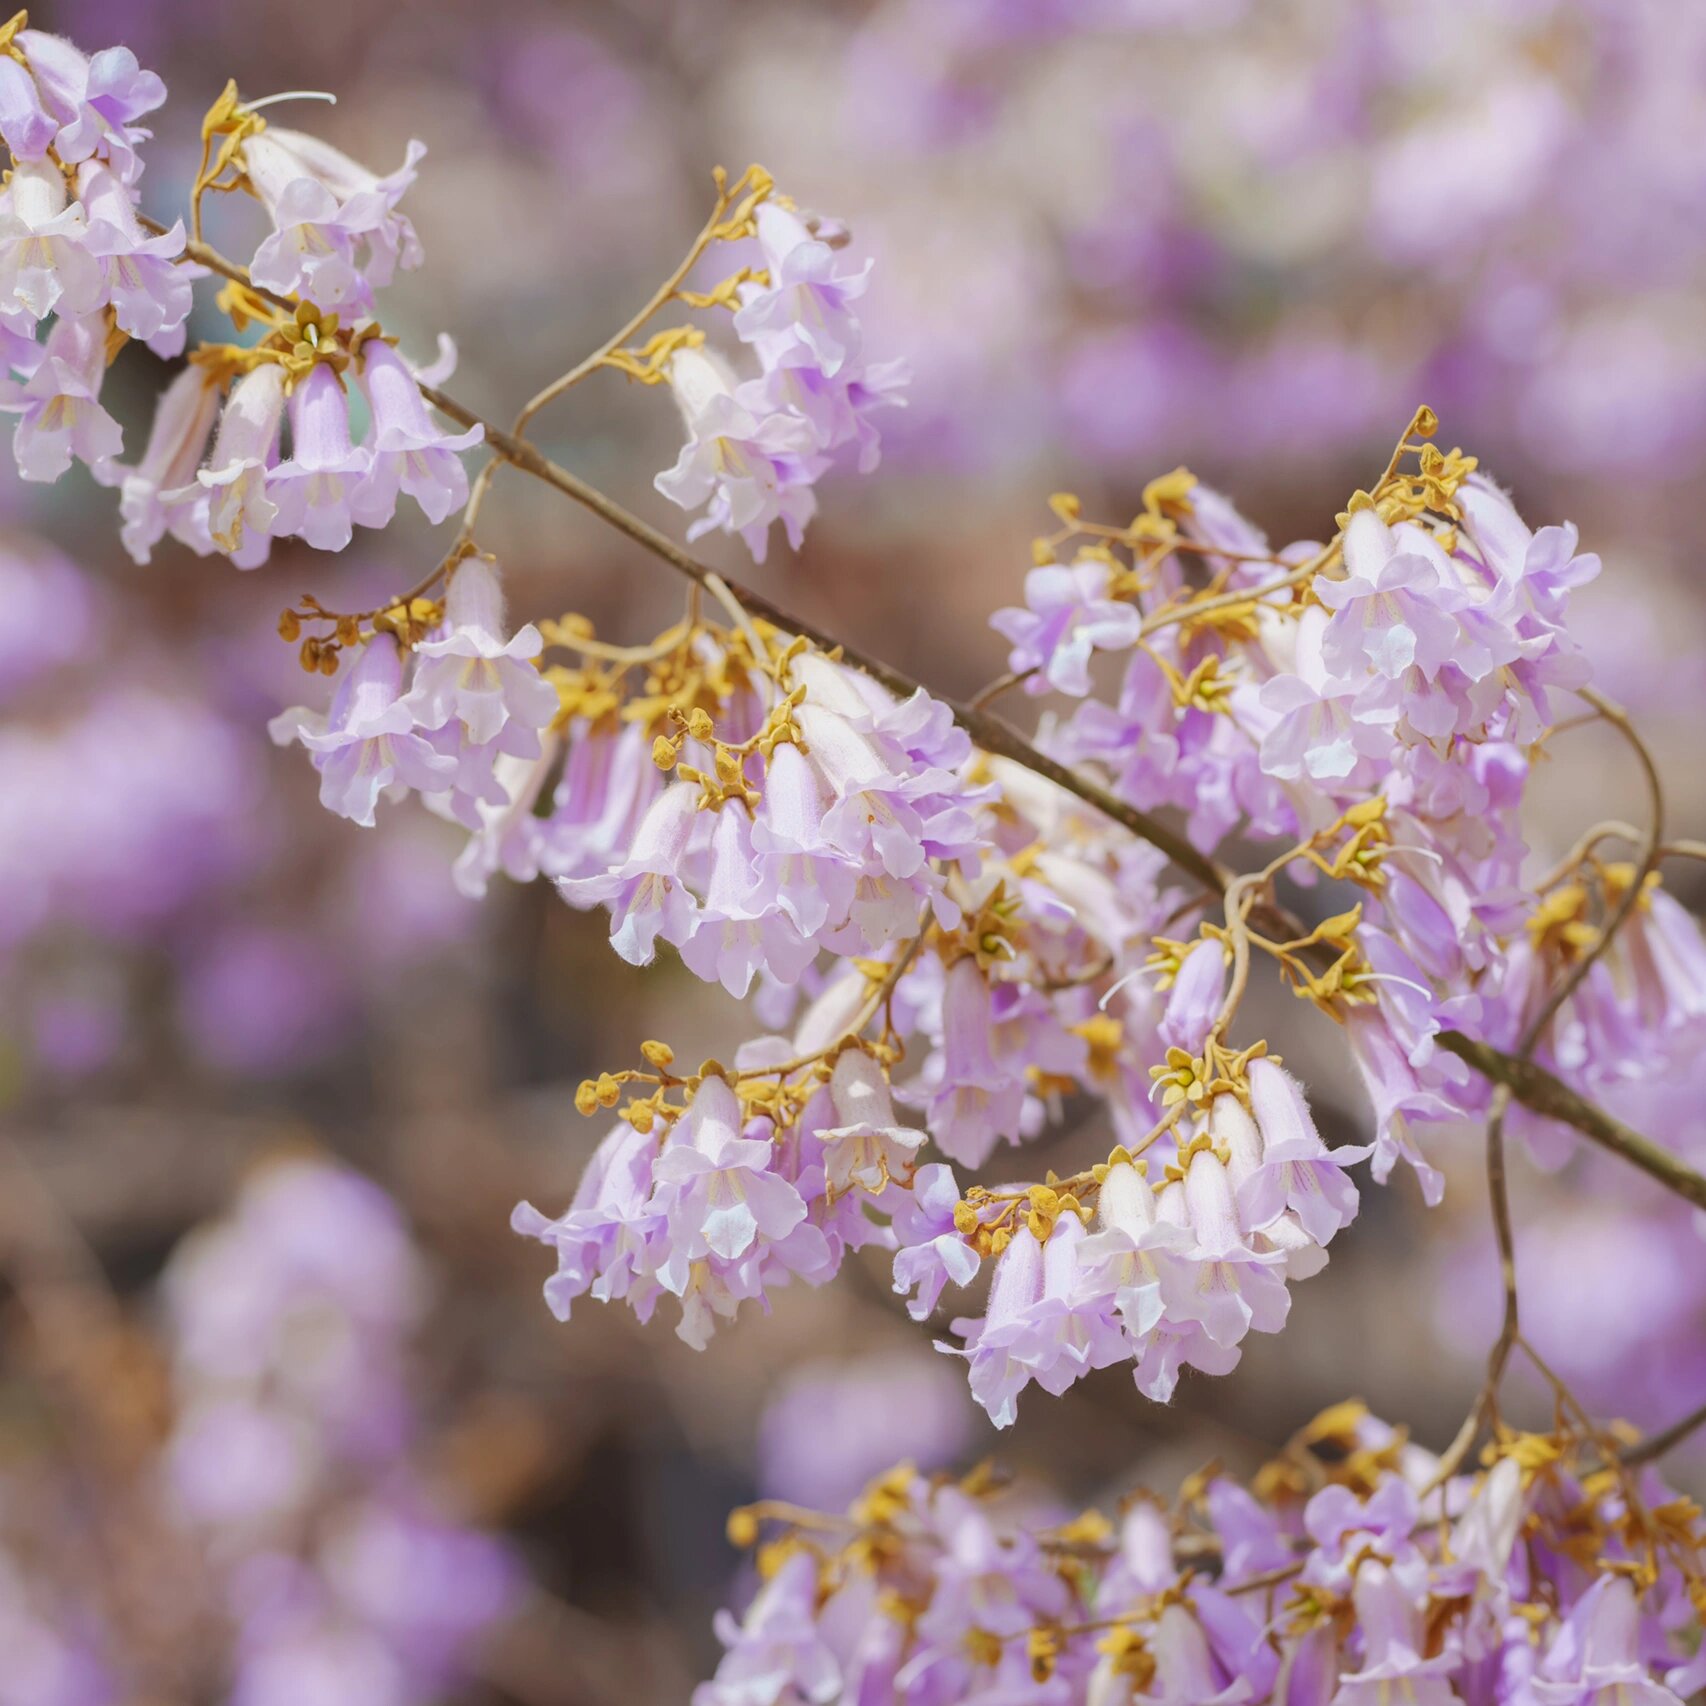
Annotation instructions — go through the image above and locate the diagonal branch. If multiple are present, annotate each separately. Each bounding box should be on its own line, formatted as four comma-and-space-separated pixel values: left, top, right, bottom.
418, 383, 1230, 895
1619, 1397, 1706, 1468
1436, 1031, 1706, 1211
159, 224, 1703, 1209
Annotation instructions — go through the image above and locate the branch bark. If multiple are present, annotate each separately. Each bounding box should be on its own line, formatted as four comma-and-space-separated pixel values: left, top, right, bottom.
1436, 1031, 1706, 1211
417, 384, 1229, 895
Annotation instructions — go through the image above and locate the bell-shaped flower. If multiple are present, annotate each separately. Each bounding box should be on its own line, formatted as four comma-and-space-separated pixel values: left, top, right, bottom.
260, 128, 426, 291
0, 55, 58, 163
1334, 1562, 1459, 1706
242, 130, 424, 312
1077, 1158, 1172, 1347
1237, 1058, 1369, 1245
816, 1050, 924, 1195
921, 959, 1027, 1167
990, 555, 1144, 698
1532, 1576, 1683, 1706
16, 30, 165, 182
655, 347, 821, 563
732, 202, 871, 378
653, 1076, 808, 1267
698, 1550, 843, 1706
510, 1122, 669, 1323
267, 635, 456, 827
749, 739, 857, 939
994, 1215, 1127, 1399
78, 160, 192, 351
451, 735, 561, 900
557, 780, 702, 966
1155, 1146, 1291, 1351
118, 366, 221, 563
538, 720, 658, 884
406, 556, 558, 747
169, 363, 287, 558
679, 804, 817, 997
3, 310, 122, 483
351, 339, 482, 526
0, 157, 103, 325
890, 1163, 980, 1321
1259, 607, 1397, 784
952, 1223, 1044, 1429
268, 364, 370, 551
1318, 510, 1465, 683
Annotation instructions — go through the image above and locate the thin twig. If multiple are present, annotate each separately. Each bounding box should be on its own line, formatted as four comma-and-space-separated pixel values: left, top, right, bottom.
1618, 1398, 1706, 1468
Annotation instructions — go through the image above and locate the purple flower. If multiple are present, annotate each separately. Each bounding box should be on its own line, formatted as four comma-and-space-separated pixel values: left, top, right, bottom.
0, 156, 103, 324
816, 1049, 925, 1194
990, 556, 1144, 697
350, 340, 482, 527
167, 364, 288, 561
891, 1162, 980, 1320
406, 556, 559, 746
269, 365, 371, 550
2, 311, 122, 484
242, 131, 426, 313
1317, 511, 1465, 683
268, 636, 457, 828
921, 959, 1027, 1167
655, 347, 822, 562
118, 365, 221, 564
733, 202, 871, 378
557, 780, 702, 965
17, 30, 165, 182
680, 805, 817, 997
78, 160, 192, 352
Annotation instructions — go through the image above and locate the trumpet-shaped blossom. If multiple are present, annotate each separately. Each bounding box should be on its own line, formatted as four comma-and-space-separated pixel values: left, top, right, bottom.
268, 363, 370, 551
655, 346, 822, 562
167, 363, 287, 562
1, 309, 122, 483
990, 555, 1144, 697
405, 557, 559, 748
268, 636, 457, 828
351, 340, 483, 527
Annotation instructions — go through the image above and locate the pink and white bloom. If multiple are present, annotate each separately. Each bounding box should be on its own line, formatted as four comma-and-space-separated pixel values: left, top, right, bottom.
268, 635, 456, 827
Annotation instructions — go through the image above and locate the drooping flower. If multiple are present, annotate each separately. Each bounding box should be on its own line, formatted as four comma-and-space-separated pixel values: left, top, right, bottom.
405, 556, 559, 748
268, 636, 457, 828
268, 363, 371, 551
655, 346, 822, 562
2, 310, 122, 483
166, 363, 288, 562
351, 339, 483, 527
990, 554, 1144, 697
118, 365, 222, 563
732, 202, 871, 378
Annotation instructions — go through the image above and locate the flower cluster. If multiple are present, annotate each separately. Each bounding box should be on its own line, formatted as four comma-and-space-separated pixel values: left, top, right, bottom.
656, 198, 907, 562
160, 1159, 517, 1704
925, 1056, 1365, 1425
561, 645, 986, 995
0, 19, 190, 484
703, 1403, 1706, 1706
8, 15, 1706, 1496
269, 556, 558, 858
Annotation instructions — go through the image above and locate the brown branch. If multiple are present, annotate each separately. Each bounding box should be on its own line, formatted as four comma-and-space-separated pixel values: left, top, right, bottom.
1618, 1397, 1706, 1468
1436, 1031, 1706, 1210
417, 383, 1229, 895
158, 224, 1705, 1218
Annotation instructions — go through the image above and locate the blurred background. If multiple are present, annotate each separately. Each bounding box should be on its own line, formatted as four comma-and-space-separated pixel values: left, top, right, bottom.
5, 1, 1706, 1700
